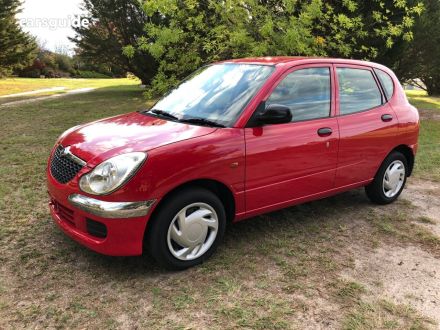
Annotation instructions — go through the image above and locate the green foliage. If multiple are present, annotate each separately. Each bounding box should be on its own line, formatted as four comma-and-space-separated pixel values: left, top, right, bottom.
55, 54, 74, 73
396, 0, 440, 95
17, 47, 122, 79
130, 0, 423, 97
0, 0, 37, 77
18, 48, 74, 78
71, 0, 155, 84
74, 70, 111, 78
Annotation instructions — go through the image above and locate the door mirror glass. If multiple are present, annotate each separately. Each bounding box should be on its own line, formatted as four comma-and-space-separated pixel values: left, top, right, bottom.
257, 104, 292, 125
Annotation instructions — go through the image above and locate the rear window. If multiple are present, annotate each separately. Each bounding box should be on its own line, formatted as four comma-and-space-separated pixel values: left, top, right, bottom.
337, 68, 382, 115
374, 68, 394, 101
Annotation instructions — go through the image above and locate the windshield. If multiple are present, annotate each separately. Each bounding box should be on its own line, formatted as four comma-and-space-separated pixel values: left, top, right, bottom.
148, 63, 274, 127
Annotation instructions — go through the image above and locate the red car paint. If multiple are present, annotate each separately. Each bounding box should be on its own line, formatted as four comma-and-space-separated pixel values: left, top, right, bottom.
47, 57, 419, 256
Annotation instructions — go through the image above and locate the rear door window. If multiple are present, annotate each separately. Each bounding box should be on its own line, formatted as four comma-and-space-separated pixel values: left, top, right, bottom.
337, 68, 382, 115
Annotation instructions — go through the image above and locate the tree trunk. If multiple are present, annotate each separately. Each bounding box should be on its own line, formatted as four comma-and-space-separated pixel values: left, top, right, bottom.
424, 77, 440, 96
128, 56, 156, 87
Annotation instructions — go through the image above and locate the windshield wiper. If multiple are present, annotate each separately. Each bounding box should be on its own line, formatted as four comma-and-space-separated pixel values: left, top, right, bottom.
149, 109, 179, 120
179, 117, 225, 128
147, 110, 225, 127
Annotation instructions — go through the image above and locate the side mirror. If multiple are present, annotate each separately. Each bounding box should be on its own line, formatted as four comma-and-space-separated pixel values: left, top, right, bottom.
257, 104, 292, 125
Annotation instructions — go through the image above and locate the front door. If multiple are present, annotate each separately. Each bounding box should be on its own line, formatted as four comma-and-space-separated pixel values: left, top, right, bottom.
245, 65, 339, 215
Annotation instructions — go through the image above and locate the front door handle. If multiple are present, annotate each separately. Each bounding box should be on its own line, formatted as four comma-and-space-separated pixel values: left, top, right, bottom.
381, 114, 393, 122
317, 127, 332, 137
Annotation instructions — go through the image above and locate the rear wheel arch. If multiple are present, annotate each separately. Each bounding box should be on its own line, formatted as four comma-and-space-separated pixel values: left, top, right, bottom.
390, 145, 415, 176
366, 150, 408, 204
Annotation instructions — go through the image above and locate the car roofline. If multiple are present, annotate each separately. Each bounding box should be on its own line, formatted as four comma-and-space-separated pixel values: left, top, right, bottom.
215, 57, 393, 71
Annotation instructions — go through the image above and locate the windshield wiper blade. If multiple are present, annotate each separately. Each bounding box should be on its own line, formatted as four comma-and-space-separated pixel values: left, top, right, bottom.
149, 109, 179, 120
179, 117, 225, 128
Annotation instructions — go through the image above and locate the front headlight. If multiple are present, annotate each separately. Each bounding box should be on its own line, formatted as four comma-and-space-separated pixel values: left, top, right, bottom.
79, 152, 146, 195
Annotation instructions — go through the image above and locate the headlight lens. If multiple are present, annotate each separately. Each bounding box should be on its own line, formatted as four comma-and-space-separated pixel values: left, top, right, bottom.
79, 152, 146, 195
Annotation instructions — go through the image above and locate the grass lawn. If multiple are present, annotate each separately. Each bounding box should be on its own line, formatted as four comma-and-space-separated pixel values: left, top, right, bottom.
0, 77, 139, 97
406, 91, 440, 181
0, 81, 439, 328
406, 90, 440, 112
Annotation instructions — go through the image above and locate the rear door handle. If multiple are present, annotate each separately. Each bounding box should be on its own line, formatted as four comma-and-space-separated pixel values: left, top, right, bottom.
317, 127, 332, 137
381, 114, 393, 122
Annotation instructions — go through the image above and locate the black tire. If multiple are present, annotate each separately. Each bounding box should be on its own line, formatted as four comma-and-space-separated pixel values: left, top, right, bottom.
365, 151, 408, 205
146, 187, 226, 270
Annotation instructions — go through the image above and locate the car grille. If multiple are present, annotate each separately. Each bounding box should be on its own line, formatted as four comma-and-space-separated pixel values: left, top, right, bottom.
58, 203, 75, 225
52, 199, 75, 226
50, 145, 84, 184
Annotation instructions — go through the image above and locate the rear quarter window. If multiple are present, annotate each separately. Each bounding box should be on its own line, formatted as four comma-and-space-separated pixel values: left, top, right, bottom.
374, 68, 395, 101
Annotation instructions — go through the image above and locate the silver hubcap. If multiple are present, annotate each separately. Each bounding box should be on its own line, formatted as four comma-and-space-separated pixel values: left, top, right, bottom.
383, 160, 405, 198
167, 203, 219, 261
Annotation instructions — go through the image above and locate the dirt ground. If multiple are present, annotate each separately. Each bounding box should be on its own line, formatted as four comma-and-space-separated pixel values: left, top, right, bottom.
268, 178, 440, 330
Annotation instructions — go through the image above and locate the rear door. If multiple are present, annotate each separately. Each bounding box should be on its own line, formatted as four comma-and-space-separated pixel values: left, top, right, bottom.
334, 65, 399, 187
244, 64, 339, 214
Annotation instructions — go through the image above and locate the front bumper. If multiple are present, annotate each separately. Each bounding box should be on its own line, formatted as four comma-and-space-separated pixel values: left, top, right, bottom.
47, 170, 156, 256
68, 194, 155, 219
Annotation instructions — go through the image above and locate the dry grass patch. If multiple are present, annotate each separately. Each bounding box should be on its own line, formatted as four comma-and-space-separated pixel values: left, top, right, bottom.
367, 208, 440, 256
343, 299, 435, 330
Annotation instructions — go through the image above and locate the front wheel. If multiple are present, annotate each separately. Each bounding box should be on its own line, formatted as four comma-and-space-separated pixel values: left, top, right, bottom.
365, 151, 408, 205
146, 187, 226, 270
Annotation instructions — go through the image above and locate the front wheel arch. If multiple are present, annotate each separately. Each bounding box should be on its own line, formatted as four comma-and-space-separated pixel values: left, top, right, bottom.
143, 179, 235, 249
144, 186, 227, 269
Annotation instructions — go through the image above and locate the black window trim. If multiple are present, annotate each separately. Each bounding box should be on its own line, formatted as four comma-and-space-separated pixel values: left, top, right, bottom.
335, 66, 385, 117
373, 68, 395, 102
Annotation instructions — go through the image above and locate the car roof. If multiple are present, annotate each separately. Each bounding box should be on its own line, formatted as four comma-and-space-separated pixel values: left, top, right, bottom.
220, 56, 388, 70
222, 56, 309, 65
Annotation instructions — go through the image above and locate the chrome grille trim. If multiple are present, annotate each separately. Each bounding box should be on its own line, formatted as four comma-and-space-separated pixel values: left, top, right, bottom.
61, 146, 87, 166
50, 145, 86, 184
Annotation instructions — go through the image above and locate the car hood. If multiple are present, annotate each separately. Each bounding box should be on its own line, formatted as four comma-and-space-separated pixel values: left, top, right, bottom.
59, 112, 217, 166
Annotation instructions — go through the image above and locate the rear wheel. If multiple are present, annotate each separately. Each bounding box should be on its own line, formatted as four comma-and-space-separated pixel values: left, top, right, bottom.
365, 151, 408, 204
147, 187, 226, 270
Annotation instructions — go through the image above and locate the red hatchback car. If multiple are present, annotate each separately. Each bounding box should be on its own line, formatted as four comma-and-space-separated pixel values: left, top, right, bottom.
47, 57, 419, 269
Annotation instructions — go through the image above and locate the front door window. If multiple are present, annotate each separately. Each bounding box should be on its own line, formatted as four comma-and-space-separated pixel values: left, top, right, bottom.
266, 67, 331, 122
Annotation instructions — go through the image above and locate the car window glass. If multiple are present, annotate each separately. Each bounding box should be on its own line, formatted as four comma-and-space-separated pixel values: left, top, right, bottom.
374, 68, 394, 100
337, 68, 382, 115
266, 67, 331, 122
151, 63, 274, 127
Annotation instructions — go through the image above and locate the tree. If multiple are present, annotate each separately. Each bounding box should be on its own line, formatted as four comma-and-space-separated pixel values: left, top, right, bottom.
71, 53, 127, 77
70, 0, 156, 84
130, 0, 331, 96
0, 0, 37, 76
129, 0, 423, 97
395, 0, 440, 95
